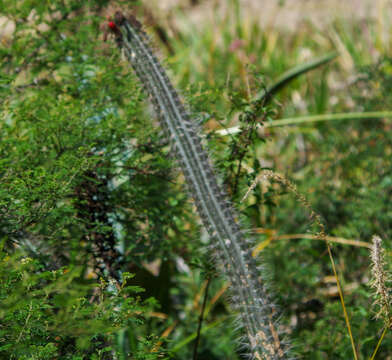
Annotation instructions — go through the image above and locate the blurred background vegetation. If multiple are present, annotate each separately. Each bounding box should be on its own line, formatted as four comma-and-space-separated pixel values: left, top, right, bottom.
0, 0, 391, 359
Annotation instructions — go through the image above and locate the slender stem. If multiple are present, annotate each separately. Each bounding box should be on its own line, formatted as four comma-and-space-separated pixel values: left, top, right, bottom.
370, 326, 388, 360
229, 100, 267, 195
326, 243, 358, 360
16, 301, 33, 343
193, 277, 211, 360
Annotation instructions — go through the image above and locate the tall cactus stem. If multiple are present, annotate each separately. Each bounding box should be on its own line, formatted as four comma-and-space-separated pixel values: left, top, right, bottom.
108, 12, 291, 359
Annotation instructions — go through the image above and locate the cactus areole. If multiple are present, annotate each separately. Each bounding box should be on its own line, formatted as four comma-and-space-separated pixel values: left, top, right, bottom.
107, 11, 290, 360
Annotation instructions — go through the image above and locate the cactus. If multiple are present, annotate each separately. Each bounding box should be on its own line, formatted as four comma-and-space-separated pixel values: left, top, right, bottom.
108, 12, 290, 359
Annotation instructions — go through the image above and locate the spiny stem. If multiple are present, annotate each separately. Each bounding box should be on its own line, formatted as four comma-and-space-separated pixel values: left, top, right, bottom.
109, 12, 290, 360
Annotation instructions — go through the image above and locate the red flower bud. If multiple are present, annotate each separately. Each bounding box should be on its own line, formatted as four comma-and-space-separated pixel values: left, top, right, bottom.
108, 21, 116, 30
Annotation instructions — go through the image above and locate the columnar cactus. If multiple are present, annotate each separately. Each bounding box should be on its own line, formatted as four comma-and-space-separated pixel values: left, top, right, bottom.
108, 12, 290, 359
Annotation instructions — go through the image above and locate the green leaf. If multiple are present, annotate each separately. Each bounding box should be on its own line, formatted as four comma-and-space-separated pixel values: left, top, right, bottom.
255, 52, 338, 104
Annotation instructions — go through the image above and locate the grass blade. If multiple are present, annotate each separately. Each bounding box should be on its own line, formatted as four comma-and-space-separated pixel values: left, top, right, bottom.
255, 52, 338, 104
217, 111, 392, 135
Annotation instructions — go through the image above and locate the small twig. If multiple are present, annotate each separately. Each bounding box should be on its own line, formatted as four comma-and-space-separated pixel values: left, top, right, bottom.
228, 98, 267, 195
193, 276, 211, 360
326, 244, 359, 360
16, 301, 33, 343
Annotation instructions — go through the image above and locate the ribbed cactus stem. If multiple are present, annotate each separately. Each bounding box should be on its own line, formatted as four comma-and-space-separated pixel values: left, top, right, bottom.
109, 12, 290, 359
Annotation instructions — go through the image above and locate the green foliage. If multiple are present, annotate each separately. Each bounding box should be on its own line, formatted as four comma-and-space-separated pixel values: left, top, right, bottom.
1, 0, 392, 359
0, 1, 199, 358
0, 253, 153, 359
